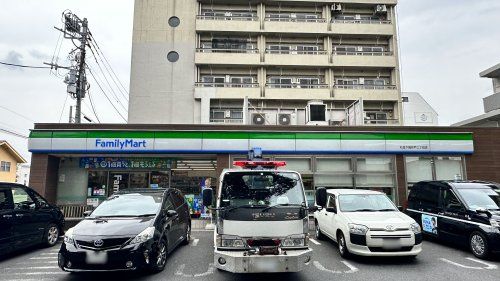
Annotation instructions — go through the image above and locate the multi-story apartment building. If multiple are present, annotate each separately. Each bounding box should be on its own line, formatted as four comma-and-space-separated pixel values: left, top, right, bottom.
129, 0, 402, 126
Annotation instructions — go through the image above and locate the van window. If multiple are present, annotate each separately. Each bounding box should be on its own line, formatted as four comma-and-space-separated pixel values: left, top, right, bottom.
419, 184, 440, 210
442, 190, 463, 212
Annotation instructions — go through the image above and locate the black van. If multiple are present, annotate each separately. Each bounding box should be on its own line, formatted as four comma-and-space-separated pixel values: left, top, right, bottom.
0, 183, 65, 256
406, 181, 500, 258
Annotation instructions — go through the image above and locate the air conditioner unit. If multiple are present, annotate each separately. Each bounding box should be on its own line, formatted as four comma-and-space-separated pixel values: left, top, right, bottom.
225, 12, 232, 17
359, 78, 365, 84
277, 113, 296, 126
252, 113, 266, 125
224, 110, 231, 118
357, 46, 363, 52
306, 101, 328, 126
375, 4, 387, 14
331, 3, 342, 12
355, 14, 361, 20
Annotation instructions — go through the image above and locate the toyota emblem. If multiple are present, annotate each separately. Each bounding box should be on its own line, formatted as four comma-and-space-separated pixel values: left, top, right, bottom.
385, 225, 395, 232
93, 239, 104, 247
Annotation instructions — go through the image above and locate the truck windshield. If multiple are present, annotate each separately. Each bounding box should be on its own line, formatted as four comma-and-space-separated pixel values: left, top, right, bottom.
221, 171, 305, 207
456, 188, 500, 210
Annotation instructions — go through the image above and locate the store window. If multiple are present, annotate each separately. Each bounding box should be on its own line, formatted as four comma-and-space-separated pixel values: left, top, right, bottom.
275, 158, 311, 173
130, 172, 149, 189
357, 157, 392, 172
405, 156, 465, 187
316, 158, 352, 172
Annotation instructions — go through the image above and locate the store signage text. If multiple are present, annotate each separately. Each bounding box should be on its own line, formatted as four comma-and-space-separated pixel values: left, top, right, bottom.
80, 157, 173, 169
95, 139, 147, 149
399, 145, 429, 150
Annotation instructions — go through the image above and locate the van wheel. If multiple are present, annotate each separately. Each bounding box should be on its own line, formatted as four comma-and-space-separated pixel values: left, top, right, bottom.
337, 232, 350, 258
470, 231, 489, 259
45, 224, 59, 247
315, 222, 325, 240
151, 239, 168, 273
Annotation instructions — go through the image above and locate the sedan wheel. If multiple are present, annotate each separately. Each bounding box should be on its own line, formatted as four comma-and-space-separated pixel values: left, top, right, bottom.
470, 231, 489, 259
337, 233, 350, 258
45, 224, 59, 247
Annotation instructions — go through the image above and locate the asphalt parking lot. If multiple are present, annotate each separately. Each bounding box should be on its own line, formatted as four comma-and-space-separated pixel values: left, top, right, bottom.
0, 230, 498, 281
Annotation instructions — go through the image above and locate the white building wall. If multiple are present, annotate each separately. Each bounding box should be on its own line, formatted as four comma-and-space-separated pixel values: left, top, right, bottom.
16, 163, 30, 186
402, 92, 439, 126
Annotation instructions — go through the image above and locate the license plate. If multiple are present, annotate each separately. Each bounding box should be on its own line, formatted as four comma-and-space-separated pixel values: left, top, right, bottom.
85, 250, 108, 264
259, 246, 279, 255
382, 239, 401, 249
251, 259, 281, 273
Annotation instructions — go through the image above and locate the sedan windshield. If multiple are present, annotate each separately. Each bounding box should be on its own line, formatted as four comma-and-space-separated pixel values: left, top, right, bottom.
339, 194, 397, 212
221, 171, 305, 207
456, 188, 500, 210
90, 193, 162, 217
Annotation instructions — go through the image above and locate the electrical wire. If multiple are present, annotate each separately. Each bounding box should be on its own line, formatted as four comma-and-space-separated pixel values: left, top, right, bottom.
0, 61, 51, 69
87, 88, 101, 123
0, 105, 35, 123
58, 94, 69, 123
86, 66, 127, 122
0, 127, 28, 139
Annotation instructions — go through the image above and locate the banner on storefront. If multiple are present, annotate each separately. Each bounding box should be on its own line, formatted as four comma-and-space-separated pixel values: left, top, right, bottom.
80, 157, 174, 169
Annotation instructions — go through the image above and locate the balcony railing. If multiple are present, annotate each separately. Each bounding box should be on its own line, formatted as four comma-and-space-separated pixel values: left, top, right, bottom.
334, 84, 397, 90
196, 82, 259, 88
196, 48, 260, 54
267, 83, 329, 89
210, 119, 244, 124
332, 19, 391, 24
265, 17, 327, 23
196, 15, 258, 21
364, 119, 400, 125
333, 51, 393, 56
266, 49, 328, 55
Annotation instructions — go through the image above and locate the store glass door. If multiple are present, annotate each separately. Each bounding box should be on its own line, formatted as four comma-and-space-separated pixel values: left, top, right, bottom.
108, 173, 130, 195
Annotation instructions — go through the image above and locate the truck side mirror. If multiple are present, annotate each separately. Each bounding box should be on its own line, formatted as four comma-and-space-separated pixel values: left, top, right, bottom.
202, 188, 214, 207
83, 210, 92, 217
316, 187, 327, 207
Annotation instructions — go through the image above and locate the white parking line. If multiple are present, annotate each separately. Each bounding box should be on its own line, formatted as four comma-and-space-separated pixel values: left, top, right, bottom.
5, 272, 66, 276
440, 258, 483, 270
341, 261, 359, 273
313, 260, 359, 274
309, 238, 321, 245
175, 263, 215, 277
465, 258, 498, 270
40, 252, 59, 255
29, 257, 56, 260
2, 266, 59, 270
192, 238, 200, 246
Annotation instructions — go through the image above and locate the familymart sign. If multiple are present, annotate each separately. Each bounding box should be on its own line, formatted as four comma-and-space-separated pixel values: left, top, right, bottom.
28, 131, 474, 154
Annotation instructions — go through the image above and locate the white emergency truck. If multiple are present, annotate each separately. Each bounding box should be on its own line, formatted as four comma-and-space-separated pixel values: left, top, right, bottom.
202, 149, 314, 273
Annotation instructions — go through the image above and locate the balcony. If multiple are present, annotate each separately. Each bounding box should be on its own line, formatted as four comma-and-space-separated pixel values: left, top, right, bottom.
364, 119, 400, 126
333, 84, 399, 101
195, 82, 261, 99
264, 17, 328, 34
332, 51, 396, 67
265, 50, 330, 67
331, 19, 394, 36
265, 84, 330, 100
196, 15, 260, 33
195, 48, 261, 65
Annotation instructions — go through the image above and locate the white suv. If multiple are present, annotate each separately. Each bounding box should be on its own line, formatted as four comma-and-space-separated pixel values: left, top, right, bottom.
314, 188, 422, 258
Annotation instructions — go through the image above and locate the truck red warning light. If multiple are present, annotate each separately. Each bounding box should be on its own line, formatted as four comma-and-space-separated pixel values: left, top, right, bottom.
233, 161, 287, 169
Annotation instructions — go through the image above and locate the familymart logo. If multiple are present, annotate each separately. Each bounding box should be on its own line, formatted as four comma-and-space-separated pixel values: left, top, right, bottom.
95, 139, 148, 149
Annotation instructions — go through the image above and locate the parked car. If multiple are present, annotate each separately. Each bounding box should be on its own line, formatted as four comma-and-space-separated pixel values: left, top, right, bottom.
0, 182, 64, 256
314, 188, 422, 258
406, 181, 500, 259
58, 188, 191, 273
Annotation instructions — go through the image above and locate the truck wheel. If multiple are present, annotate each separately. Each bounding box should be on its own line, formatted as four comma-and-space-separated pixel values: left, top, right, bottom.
44, 223, 59, 247
470, 231, 489, 259
315, 222, 326, 240
337, 232, 350, 258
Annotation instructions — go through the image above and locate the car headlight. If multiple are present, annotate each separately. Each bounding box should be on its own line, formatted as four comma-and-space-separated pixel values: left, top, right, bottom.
490, 219, 500, 228
281, 234, 308, 248
129, 227, 155, 245
410, 223, 422, 234
217, 235, 245, 249
64, 227, 75, 245
348, 224, 369, 235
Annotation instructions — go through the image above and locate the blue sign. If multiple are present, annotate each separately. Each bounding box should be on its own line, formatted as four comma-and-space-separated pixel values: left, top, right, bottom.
422, 214, 438, 234
80, 157, 172, 169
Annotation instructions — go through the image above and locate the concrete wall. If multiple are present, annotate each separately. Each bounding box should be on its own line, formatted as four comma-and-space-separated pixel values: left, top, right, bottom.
402, 92, 438, 126
483, 92, 500, 113
57, 158, 88, 205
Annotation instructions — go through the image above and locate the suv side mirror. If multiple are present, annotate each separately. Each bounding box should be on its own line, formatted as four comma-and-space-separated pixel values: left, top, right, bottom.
83, 210, 92, 217
326, 206, 337, 214
202, 188, 214, 207
476, 207, 492, 218
315, 188, 327, 207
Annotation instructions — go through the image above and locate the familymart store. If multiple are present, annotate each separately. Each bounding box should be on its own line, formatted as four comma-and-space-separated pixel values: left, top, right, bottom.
28, 124, 499, 212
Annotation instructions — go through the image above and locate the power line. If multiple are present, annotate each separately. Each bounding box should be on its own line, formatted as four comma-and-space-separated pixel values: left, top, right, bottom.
0, 61, 52, 69
0, 127, 28, 139
86, 63, 128, 115
86, 66, 127, 122
87, 89, 101, 123
88, 33, 130, 99
0, 105, 35, 123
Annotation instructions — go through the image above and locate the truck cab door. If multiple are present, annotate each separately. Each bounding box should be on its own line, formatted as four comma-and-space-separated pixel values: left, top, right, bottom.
0, 187, 14, 254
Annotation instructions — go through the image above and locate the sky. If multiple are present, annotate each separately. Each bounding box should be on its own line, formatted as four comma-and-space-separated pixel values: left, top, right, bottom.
1, 0, 500, 162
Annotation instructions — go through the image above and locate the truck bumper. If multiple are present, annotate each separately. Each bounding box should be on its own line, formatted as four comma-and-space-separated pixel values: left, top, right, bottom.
214, 248, 312, 273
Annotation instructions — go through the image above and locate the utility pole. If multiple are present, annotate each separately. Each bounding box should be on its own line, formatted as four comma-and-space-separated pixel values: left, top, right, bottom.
45, 11, 90, 124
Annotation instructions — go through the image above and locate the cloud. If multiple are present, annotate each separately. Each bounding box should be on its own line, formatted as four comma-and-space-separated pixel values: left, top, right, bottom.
3, 51, 24, 70
29, 49, 52, 61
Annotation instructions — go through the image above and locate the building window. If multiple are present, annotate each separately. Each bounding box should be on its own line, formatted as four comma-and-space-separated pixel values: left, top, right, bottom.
405, 156, 465, 187
1, 161, 11, 172
402, 97, 409, 102
168, 16, 180, 27
167, 51, 179, 62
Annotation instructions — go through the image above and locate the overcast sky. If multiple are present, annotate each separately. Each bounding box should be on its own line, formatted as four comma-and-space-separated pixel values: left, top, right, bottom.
1, 0, 500, 162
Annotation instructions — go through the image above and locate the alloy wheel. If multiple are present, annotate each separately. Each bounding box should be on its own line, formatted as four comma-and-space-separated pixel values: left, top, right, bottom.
471, 234, 485, 256
47, 226, 59, 246
157, 241, 167, 267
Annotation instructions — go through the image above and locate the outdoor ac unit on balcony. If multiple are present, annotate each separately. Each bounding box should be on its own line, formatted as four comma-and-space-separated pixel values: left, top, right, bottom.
375, 4, 387, 14
224, 110, 231, 118
252, 113, 266, 125
331, 3, 342, 12
277, 113, 296, 126
359, 78, 365, 85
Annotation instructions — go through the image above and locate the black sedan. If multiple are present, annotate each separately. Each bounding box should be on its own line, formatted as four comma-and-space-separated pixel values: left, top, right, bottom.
0, 183, 64, 256
58, 188, 191, 273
